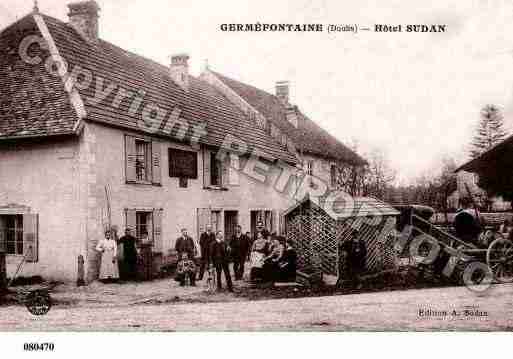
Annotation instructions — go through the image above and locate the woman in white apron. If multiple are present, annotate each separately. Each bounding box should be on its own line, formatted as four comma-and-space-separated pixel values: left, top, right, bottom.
96, 229, 120, 282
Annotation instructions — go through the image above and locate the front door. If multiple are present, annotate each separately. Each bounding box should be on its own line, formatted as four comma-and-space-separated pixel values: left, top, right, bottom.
224, 211, 238, 241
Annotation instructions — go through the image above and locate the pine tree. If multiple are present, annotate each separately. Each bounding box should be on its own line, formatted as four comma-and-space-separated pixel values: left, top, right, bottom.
470, 104, 507, 158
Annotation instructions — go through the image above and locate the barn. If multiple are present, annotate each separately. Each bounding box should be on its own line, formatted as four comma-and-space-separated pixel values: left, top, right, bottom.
284, 197, 400, 281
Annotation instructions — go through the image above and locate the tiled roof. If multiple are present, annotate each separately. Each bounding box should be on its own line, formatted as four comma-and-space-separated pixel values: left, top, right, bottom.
0, 15, 77, 139
283, 196, 399, 219
0, 14, 297, 164
211, 71, 367, 166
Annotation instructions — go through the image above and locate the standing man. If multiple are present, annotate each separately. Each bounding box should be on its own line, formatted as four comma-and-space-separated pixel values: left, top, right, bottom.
175, 228, 197, 261
198, 225, 216, 280
209, 231, 233, 292
352, 236, 367, 287
119, 227, 138, 281
336, 230, 357, 288
229, 225, 250, 280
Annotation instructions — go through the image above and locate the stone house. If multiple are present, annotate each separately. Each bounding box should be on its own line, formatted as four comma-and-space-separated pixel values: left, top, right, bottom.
0, 1, 365, 283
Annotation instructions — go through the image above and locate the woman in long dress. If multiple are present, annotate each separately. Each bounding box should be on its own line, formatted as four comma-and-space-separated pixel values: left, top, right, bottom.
250, 232, 270, 282
96, 230, 120, 282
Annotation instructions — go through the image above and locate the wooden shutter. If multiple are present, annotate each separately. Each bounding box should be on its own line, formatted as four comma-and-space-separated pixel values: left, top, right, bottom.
229, 153, 240, 186
23, 213, 38, 262
203, 148, 211, 187
152, 209, 163, 253
221, 156, 229, 188
125, 209, 136, 233
152, 141, 162, 185
125, 135, 137, 182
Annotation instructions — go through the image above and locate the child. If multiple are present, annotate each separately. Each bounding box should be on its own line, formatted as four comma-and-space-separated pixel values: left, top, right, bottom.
175, 252, 196, 286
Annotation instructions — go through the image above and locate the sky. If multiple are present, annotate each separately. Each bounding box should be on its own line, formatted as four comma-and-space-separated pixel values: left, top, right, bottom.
2, 0, 513, 184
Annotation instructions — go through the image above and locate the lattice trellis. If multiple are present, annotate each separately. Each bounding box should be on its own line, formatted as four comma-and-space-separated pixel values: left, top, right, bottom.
285, 200, 398, 278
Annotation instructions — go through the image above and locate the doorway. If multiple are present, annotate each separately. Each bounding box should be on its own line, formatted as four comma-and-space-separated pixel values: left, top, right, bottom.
224, 211, 238, 241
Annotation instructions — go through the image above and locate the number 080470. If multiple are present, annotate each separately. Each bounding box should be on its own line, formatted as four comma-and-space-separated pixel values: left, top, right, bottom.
23, 343, 55, 351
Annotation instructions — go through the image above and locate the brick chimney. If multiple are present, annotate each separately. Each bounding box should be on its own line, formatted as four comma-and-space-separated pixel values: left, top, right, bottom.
68, 1, 100, 43
170, 54, 190, 91
275, 81, 298, 127
275, 81, 290, 106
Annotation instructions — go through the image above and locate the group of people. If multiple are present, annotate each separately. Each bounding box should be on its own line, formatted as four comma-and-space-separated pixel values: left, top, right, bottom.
249, 231, 297, 284
94, 221, 299, 291
95, 227, 149, 283
174, 222, 298, 291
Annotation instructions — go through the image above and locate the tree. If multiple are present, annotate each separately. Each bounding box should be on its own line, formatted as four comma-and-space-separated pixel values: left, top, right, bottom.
362, 148, 397, 200
470, 104, 507, 159
334, 146, 396, 201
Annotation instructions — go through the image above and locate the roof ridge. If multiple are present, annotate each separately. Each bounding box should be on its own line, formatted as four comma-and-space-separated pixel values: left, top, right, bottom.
211, 69, 366, 165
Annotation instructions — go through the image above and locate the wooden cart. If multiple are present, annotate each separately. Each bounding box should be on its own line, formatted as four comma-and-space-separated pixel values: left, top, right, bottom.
400, 210, 513, 284
0, 249, 54, 314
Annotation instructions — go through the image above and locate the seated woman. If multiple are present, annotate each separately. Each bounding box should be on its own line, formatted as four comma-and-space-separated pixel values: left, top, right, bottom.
277, 240, 297, 282
263, 236, 285, 282
250, 232, 270, 282
175, 252, 196, 286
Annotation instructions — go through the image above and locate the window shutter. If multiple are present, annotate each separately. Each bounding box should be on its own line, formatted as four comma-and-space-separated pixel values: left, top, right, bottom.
125, 135, 137, 182
203, 148, 211, 187
221, 156, 229, 188
125, 209, 136, 233
151, 141, 162, 185
229, 153, 240, 186
23, 213, 38, 262
152, 209, 163, 253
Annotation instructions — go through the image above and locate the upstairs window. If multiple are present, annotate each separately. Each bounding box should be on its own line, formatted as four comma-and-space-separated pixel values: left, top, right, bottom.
210, 152, 222, 186
125, 135, 161, 185
203, 149, 240, 189
135, 139, 151, 182
330, 164, 337, 187
307, 160, 314, 176
307, 160, 314, 188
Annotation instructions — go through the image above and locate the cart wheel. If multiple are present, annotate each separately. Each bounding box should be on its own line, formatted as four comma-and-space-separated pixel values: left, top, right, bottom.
25, 290, 52, 316
486, 238, 513, 283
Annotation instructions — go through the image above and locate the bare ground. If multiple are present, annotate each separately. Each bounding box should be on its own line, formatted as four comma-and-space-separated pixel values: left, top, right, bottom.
1, 281, 512, 331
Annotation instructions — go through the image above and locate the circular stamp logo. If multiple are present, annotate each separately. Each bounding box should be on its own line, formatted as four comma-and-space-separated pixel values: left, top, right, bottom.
25, 290, 52, 316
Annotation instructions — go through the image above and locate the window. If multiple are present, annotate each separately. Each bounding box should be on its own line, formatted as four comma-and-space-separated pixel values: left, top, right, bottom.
307, 160, 314, 188
135, 139, 151, 182
307, 160, 314, 176
169, 148, 198, 179
125, 135, 161, 185
0, 213, 38, 262
330, 164, 337, 187
1, 215, 23, 255
281, 134, 287, 146
136, 211, 153, 240
126, 209, 163, 253
210, 152, 222, 186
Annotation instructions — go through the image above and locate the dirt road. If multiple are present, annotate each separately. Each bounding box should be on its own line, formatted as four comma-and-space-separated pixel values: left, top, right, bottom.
1, 284, 512, 331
